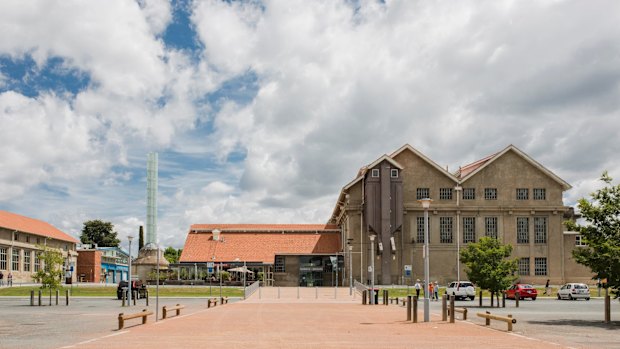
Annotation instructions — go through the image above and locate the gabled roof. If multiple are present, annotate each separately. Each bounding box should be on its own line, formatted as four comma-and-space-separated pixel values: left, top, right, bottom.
390, 144, 459, 183
458, 145, 572, 190
190, 224, 339, 232
0, 210, 78, 243
179, 229, 341, 264
455, 152, 498, 178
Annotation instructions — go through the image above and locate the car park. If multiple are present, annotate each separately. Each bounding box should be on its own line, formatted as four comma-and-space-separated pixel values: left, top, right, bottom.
445, 281, 476, 300
557, 282, 590, 300
505, 283, 537, 300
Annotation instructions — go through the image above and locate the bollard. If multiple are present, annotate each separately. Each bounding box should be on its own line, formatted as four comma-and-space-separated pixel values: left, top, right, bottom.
491, 292, 494, 307
362, 290, 367, 305
122, 290, 126, 307
479, 290, 483, 307
485, 311, 491, 325
56, 289, 59, 305
507, 314, 514, 332
384, 290, 388, 305
412, 296, 418, 323
604, 292, 611, 323
502, 292, 506, 308
449, 295, 455, 323
220, 296, 224, 305
30, 290, 34, 306
66, 289, 70, 306
515, 292, 520, 308
146, 291, 149, 306
133, 292, 137, 306
38, 290, 42, 306
442, 294, 447, 321
407, 295, 412, 321
49, 290, 52, 306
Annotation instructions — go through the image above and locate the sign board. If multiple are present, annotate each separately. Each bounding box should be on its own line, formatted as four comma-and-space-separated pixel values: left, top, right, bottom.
207, 262, 214, 268
404, 265, 412, 277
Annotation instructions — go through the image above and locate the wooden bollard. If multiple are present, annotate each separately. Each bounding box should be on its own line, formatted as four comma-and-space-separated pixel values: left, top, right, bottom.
412, 296, 418, 323
30, 290, 34, 306
56, 289, 59, 305
502, 292, 506, 308
362, 290, 367, 305
118, 313, 125, 329
485, 311, 491, 325
66, 289, 70, 306
38, 290, 42, 306
479, 290, 483, 307
407, 295, 412, 321
383, 290, 388, 305
449, 295, 455, 323
133, 291, 136, 306
507, 314, 513, 332
441, 294, 447, 321
122, 290, 126, 307
604, 294, 611, 323
515, 292, 520, 308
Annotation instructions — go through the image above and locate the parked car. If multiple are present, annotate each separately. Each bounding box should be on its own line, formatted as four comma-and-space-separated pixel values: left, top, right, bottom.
445, 281, 476, 300
505, 284, 537, 300
117, 280, 147, 300
557, 283, 590, 300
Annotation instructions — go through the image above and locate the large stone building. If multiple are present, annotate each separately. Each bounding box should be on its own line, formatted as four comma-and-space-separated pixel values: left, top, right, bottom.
330, 144, 592, 286
0, 210, 78, 284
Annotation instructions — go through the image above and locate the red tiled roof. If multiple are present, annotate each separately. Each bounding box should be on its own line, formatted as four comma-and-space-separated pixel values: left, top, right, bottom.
0, 210, 78, 243
180, 231, 341, 264
456, 152, 498, 179
190, 224, 339, 232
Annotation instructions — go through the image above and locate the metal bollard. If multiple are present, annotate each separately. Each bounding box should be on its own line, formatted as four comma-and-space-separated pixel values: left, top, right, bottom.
515, 292, 520, 308
449, 295, 455, 323
407, 295, 412, 321
412, 296, 418, 323
442, 294, 447, 321
38, 290, 42, 306
30, 290, 34, 306
66, 289, 70, 306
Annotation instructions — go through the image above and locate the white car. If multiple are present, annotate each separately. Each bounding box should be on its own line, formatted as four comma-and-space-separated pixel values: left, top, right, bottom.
557, 283, 590, 300
445, 281, 476, 300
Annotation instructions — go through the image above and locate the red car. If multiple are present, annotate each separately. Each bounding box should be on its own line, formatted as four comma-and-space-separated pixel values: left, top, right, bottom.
506, 284, 538, 300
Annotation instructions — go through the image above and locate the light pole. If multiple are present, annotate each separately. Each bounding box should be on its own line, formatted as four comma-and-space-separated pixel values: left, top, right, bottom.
348, 244, 353, 295
419, 198, 432, 322
156, 241, 160, 321
454, 186, 462, 282
127, 235, 134, 307
369, 234, 376, 305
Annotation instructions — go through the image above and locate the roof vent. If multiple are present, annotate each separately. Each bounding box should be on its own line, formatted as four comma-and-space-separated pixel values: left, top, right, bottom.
212, 229, 221, 241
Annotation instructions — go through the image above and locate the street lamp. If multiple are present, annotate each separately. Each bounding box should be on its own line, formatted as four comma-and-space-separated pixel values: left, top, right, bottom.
127, 235, 134, 307
156, 241, 160, 322
369, 234, 376, 305
418, 198, 432, 322
454, 186, 462, 283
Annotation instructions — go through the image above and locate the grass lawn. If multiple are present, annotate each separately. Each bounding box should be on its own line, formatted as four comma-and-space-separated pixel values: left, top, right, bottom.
0, 285, 244, 298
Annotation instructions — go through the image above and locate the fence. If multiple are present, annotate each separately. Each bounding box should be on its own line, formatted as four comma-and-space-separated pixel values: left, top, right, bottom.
244, 280, 260, 299
354, 280, 368, 295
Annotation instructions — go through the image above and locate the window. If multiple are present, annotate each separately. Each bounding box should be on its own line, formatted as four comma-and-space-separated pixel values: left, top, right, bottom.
36, 237, 41, 244
534, 217, 547, 244
14, 233, 19, 241
391, 169, 399, 178
516, 188, 529, 200
485, 217, 498, 239
12, 249, 20, 271
0, 247, 7, 270
416, 188, 430, 200
533, 188, 546, 200
440, 217, 453, 243
575, 235, 587, 246
463, 217, 476, 243
416, 217, 429, 243
517, 217, 529, 244
534, 257, 547, 276
34, 252, 41, 272
484, 188, 497, 200
439, 188, 453, 200
371, 169, 380, 177
518, 258, 530, 276
274, 256, 285, 273
24, 251, 31, 272
463, 188, 475, 200
26, 235, 30, 243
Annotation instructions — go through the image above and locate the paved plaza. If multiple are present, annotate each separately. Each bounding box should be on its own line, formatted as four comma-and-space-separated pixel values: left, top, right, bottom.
0, 287, 618, 349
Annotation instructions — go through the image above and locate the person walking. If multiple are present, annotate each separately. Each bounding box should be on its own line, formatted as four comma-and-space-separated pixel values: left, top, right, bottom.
428, 282, 435, 301
7, 272, 12, 287
414, 279, 421, 298
544, 279, 550, 295
0, 271, 4, 287
433, 281, 439, 300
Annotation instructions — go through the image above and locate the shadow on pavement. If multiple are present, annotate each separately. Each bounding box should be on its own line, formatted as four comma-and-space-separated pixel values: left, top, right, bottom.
527, 319, 620, 330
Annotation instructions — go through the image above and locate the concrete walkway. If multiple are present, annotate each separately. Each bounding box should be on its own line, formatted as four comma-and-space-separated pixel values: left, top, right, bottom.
64, 288, 569, 349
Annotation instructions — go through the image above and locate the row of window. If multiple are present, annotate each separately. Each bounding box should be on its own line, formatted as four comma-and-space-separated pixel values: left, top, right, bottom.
415, 216, 548, 244
519, 257, 547, 276
0, 247, 41, 272
417, 187, 547, 201
370, 168, 399, 178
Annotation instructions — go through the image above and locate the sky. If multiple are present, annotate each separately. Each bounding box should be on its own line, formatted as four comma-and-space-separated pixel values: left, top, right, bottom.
1, 0, 620, 255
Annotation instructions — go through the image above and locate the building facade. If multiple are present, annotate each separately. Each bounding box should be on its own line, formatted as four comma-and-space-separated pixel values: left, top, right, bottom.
330, 144, 593, 286
0, 210, 78, 284
76, 245, 129, 283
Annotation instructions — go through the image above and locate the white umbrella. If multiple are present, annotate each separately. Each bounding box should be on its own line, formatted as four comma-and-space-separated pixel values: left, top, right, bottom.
228, 266, 254, 274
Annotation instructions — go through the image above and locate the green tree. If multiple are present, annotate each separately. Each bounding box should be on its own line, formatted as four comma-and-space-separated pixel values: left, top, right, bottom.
460, 237, 518, 303
565, 172, 620, 297
32, 246, 64, 289
138, 226, 144, 250
80, 220, 120, 247
164, 247, 182, 263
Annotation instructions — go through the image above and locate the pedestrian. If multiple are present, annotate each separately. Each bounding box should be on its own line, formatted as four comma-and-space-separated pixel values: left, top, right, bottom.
7, 272, 12, 287
0, 270, 4, 287
544, 279, 550, 295
434, 281, 439, 300
428, 282, 434, 300
414, 279, 421, 298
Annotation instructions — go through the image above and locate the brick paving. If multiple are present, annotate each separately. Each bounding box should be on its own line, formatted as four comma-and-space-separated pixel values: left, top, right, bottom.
64, 288, 568, 349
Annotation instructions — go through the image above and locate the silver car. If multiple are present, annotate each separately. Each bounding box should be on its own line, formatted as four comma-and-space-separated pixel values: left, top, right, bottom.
557, 283, 590, 300
446, 281, 476, 300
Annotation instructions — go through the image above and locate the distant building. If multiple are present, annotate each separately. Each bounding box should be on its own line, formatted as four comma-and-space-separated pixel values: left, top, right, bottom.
76, 245, 129, 283
330, 144, 592, 285
179, 224, 341, 286
0, 210, 78, 284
